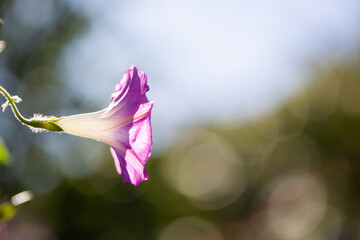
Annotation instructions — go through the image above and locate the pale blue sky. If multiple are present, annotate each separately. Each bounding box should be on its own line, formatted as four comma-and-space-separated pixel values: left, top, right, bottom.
59, 0, 360, 149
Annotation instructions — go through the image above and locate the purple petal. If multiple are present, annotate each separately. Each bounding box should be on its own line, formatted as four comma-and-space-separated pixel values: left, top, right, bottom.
107, 66, 153, 186
110, 146, 149, 186
108, 66, 150, 117
110, 102, 152, 186
123, 102, 153, 164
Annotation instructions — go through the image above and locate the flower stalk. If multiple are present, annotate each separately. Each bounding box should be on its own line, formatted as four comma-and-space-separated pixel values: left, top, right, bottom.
0, 86, 63, 132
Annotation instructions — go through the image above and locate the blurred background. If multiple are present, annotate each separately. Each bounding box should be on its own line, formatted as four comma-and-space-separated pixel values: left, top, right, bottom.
1, 0, 360, 239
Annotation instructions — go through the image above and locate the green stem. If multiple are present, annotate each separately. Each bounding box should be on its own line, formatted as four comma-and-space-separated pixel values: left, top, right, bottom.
0, 86, 63, 132
0, 86, 32, 126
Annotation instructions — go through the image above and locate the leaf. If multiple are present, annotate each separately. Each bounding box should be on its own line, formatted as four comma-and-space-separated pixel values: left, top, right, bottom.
0, 138, 10, 165
0, 203, 16, 222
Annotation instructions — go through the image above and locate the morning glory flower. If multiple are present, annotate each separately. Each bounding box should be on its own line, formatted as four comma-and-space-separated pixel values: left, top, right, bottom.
0, 66, 153, 186
56, 66, 153, 186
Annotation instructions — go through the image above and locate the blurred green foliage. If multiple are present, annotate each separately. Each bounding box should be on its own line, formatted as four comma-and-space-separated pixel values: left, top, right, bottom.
0, 138, 9, 165
0, 202, 16, 222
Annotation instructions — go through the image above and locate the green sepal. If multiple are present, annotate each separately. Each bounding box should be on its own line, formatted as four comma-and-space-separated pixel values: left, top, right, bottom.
29, 118, 64, 132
